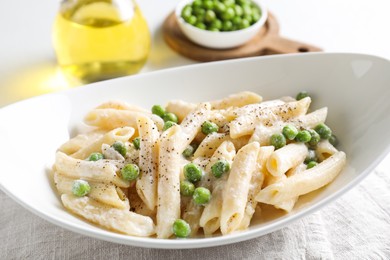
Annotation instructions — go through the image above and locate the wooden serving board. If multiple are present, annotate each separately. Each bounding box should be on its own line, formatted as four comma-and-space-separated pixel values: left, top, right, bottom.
163, 12, 322, 62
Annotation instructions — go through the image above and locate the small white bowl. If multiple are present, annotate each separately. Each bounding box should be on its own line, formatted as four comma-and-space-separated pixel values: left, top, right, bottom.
175, 0, 268, 49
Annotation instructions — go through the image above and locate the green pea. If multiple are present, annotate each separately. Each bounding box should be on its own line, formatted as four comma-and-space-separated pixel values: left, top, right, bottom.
192, 0, 202, 7
203, 0, 214, 9
132, 137, 141, 150
180, 180, 195, 197
222, 20, 233, 31
270, 133, 286, 149
205, 10, 216, 22
186, 15, 197, 25
201, 121, 219, 135
305, 149, 317, 164
181, 5, 192, 20
87, 152, 104, 161
184, 163, 202, 183
121, 164, 139, 181
243, 14, 252, 23
282, 124, 299, 140
242, 5, 252, 15
252, 11, 260, 23
295, 130, 312, 143
232, 16, 242, 25
195, 22, 207, 29
239, 18, 250, 29
209, 27, 219, 32
151, 105, 165, 118
196, 14, 205, 23
182, 144, 195, 158
234, 5, 243, 16
163, 112, 178, 123
314, 123, 332, 140
72, 180, 91, 197
237, 0, 250, 5
209, 19, 222, 29
112, 141, 127, 157
221, 7, 235, 20
296, 91, 309, 100
329, 134, 339, 147
308, 129, 321, 146
163, 121, 177, 131
307, 161, 318, 169
211, 160, 230, 178
215, 1, 226, 13
193, 187, 211, 205
173, 219, 191, 238
194, 6, 206, 16
223, 0, 235, 7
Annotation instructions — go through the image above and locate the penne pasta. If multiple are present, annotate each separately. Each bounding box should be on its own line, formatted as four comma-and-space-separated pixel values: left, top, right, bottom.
166, 100, 197, 122
199, 141, 236, 235
239, 146, 274, 230
220, 142, 260, 235
136, 116, 160, 211
316, 139, 338, 162
209, 91, 262, 110
62, 194, 155, 236
54, 172, 129, 210
256, 151, 346, 205
266, 143, 308, 177
70, 126, 135, 160
55, 151, 130, 188
84, 108, 164, 131
230, 97, 311, 138
156, 126, 183, 238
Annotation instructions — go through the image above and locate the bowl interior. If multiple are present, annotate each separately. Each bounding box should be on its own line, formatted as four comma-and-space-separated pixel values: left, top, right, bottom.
1, 53, 390, 248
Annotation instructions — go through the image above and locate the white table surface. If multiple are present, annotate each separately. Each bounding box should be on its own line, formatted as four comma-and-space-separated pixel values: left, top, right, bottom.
1, 0, 390, 258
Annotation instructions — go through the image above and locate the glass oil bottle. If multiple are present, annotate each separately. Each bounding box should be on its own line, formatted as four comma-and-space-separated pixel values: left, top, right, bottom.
53, 0, 150, 83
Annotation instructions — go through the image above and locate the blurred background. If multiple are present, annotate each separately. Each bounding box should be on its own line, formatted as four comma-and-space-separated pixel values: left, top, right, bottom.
1, 0, 389, 106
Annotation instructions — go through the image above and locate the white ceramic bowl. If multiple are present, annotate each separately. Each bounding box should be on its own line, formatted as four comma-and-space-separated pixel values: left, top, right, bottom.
175, 0, 268, 49
1, 53, 390, 249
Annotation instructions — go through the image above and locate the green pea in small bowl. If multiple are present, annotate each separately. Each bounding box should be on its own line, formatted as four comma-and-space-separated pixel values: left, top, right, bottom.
175, 0, 268, 49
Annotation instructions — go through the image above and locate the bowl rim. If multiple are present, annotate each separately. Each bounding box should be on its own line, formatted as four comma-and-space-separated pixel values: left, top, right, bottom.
175, 0, 268, 34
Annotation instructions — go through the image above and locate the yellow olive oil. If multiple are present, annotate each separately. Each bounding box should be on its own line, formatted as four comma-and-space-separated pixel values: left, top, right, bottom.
53, 0, 150, 83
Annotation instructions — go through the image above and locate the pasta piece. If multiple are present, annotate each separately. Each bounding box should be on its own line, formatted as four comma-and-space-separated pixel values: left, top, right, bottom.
239, 146, 274, 230
266, 143, 308, 176
128, 188, 156, 220
70, 127, 134, 160
156, 126, 183, 238
199, 141, 236, 235
166, 100, 197, 122
55, 152, 130, 188
256, 151, 346, 205
193, 133, 228, 158
101, 143, 125, 160
136, 116, 160, 211
84, 109, 164, 131
96, 100, 149, 113
179, 102, 211, 150
58, 130, 104, 155
230, 97, 311, 138
61, 194, 155, 237
210, 91, 262, 110
220, 142, 260, 235
273, 163, 307, 212
316, 140, 338, 162
291, 107, 328, 129
194, 132, 249, 158
249, 107, 327, 145
53, 172, 129, 210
